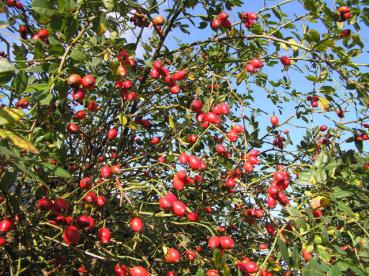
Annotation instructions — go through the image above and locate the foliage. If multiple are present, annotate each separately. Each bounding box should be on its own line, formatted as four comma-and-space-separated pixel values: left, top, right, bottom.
0, 0, 369, 275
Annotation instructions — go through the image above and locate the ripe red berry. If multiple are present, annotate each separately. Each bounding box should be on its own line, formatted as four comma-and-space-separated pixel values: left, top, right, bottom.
245, 63, 254, 72
165, 248, 181, 264
179, 153, 189, 164
244, 261, 258, 273
74, 110, 86, 120
67, 123, 79, 134
100, 166, 112, 178
228, 131, 238, 142
0, 237, 6, 246
173, 174, 186, 191
225, 178, 236, 188
81, 75, 96, 90
186, 211, 199, 222
53, 198, 69, 212
338, 6, 350, 13
211, 19, 222, 30
189, 155, 202, 170
173, 70, 187, 81
114, 263, 130, 276
188, 134, 198, 143
150, 136, 161, 145
37, 198, 53, 210
98, 227, 111, 244
216, 144, 226, 154
63, 226, 80, 245
129, 266, 149, 276
171, 200, 187, 217
220, 236, 235, 249
6, 0, 16, 7
130, 217, 144, 232
67, 74, 82, 88
218, 11, 228, 20
153, 60, 163, 69
191, 99, 203, 112
107, 128, 118, 140
319, 125, 328, 131
150, 68, 160, 79
208, 236, 221, 249
0, 219, 13, 232
84, 192, 97, 203
79, 177, 92, 189
280, 56, 291, 66
270, 115, 279, 126
38, 29, 49, 38
96, 195, 107, 207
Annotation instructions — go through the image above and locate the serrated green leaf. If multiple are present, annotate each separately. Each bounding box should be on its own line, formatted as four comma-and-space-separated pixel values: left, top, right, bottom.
32, 0, 56, 16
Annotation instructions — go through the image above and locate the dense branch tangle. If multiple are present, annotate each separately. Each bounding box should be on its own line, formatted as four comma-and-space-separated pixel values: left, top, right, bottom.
0, 0, 369, 275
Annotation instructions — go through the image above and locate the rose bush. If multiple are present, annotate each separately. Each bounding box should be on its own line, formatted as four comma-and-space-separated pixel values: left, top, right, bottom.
0, 0, 369, 275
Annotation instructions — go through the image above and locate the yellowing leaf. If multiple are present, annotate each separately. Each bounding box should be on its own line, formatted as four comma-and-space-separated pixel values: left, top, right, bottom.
168, 116, 175, 129
0, 107, 24, 125
310, 196, 330, 209
0, 129, 38, 153
319, 97, 330, 111
187, 74, 196, 81
119, 114, 128, 125
287, 38, 299, 51
280, 42, 289, 51
128, 123, 137, 130
104, 52, 110, 62
178, 137, 189, 146
195, 87, 201, 96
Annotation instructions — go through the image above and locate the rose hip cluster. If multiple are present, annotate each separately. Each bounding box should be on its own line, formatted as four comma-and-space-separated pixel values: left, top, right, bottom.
243, 149, 260, 174
211, 11, 232, 30
208, 235, 235, 250
115, 79, 137, 101
173, 169, 203, 191
0, 218, 13, 246
240, 11, 258, 29
266, 166, 291, 209
338, 6, 353, 21
159, 193, 188, 217
191, 99, 231, 129
150, 60, 187, 94
307, 95, 320, 108
6, 0, 23, 10
245, 58, 263, 73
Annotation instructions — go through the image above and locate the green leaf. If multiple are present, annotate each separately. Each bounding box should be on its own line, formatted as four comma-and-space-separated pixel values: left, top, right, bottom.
0, 107, 24, 125
328, 265, 340, 276
39, 93, 53, 105
102, 0, 114, 10
12, 71, 28, 94
199, 21, 208, 29
278, 238, 290, 266
319, 85, 335, 94
58, 0, 76, 12
331, 187, 353, 199
70, 47, 88, 62
32, 0, 57, 16
213, 249, 223, 267
41, 162, 71, 178
307, 29, 320, 43
195, 268, 206, 276
0, 167, 18, 193
292, 245, 300, 269
0, 58, 15, 84
63, 16, 78, 41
